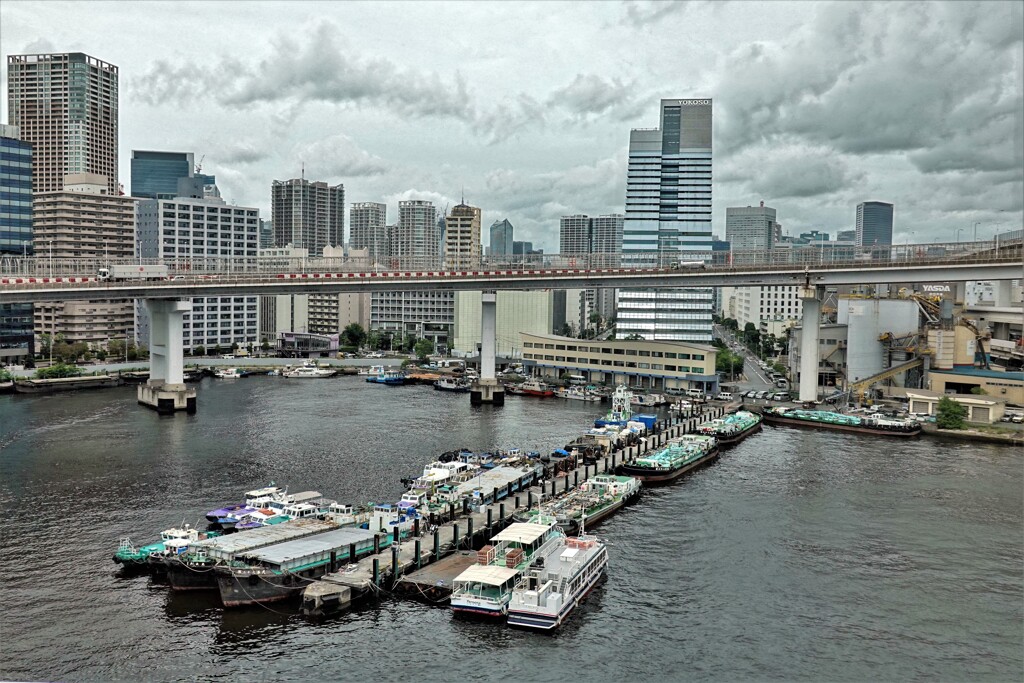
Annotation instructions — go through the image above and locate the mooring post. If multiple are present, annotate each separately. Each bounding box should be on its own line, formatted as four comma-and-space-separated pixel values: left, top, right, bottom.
415, 539, 422, 570
514, 495, 520, 510
486, 507, 493, 530
348, 543, 356, 565
574, 470, 579, 487
565, 475, 570, 493
467, 517, 474, 543
433, 529, 440, 560
372, 558, 379, 586
373, 534, 380, 555
414, 518, 420, 537
392, 526, 399, 546
550, 480, 556, 496
391, 546, 399, 584
499, 502, 505, 522
329, 550, 338, 573
453, 523, 459, 548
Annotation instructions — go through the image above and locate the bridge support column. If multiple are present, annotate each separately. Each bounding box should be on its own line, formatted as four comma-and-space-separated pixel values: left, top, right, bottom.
138, 298, 196, 415
798, 286, 824, 404
471, 291, 503, 406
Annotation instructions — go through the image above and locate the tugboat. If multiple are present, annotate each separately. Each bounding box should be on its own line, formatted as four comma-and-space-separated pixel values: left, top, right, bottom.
519, 379, 555, 397
618, 434, 719, 485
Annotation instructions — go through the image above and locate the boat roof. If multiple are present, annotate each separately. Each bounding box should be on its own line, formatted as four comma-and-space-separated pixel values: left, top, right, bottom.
240, 527, 379, 565
288, 491, 323, 503
195, 518, 336, 558
490, 522, 553, 545
246, 486, 283, 497
455, 564, 520, 585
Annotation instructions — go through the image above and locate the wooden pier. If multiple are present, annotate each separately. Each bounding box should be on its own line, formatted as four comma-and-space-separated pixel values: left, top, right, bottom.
300, 403, 729, 615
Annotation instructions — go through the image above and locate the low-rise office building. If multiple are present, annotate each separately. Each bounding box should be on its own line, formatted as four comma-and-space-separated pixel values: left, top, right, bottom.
520, 332, 718, 392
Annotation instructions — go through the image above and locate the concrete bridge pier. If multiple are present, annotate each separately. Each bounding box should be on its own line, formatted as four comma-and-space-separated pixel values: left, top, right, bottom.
798, 286, 825, 404
138, 298, 196, 414
471, 291, 504, 406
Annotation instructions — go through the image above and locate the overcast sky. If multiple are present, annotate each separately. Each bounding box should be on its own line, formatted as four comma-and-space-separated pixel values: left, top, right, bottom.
2, 1, 1021, 251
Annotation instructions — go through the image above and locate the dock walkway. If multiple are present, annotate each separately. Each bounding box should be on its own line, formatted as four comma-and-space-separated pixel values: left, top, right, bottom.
301, 403, 729, 614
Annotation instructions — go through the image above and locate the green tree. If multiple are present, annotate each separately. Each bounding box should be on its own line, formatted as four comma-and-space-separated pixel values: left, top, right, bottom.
342, 323, 367, 349
936, 396, 967, 429
716, 349, 745, 377
194, 345, 206, 357
261, 339, 271, 353
38, 333, 52, 359
34, 362, 84, 379
231, 342, 240, 353
95, 349, 108, 361
414, 338, 434, 361
969, 386, 987, 395
107, 339, 126, 361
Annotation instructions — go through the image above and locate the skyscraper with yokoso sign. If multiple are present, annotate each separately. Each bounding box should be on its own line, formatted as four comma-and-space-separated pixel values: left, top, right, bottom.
617, 98, 713, 342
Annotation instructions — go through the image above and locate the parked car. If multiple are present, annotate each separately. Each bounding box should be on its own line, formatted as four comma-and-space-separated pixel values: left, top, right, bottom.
715, 392, 734, 401
771, 392, 791, 401
665, 387, 685, 396
745, 390, 758, 398
754, 391, 769, 399
1013, 414, 1024, 424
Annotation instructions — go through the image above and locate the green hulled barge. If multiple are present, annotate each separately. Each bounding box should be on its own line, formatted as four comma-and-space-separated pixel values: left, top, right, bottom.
617, 434, 719, 485
760, 407, 922, 436
696, 409, 762, 446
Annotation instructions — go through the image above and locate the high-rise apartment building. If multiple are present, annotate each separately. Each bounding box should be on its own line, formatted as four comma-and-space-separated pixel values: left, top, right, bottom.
32, 174, 136, 349
349, 202, 388, 264
560, 215, 591, 254
559, 214, 623, 257
135, 193, 260, 352
371, 200, 450, 349
0, 124, 34, 362
271, 178, 344, 255
445, 202, 481, 268
559, 213, 624, 325
856, 201, 894, 247
488, 219, 514, 257
7, 52, 119, 195
725, 203, 778, 257
617, 98, 713, 342
391, 200, 438, 263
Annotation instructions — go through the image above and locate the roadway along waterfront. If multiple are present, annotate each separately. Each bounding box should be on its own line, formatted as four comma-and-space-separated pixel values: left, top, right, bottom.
1, 376, 1021, 681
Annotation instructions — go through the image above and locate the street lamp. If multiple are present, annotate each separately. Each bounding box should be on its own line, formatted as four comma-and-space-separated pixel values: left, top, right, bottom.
955, 228, 963, 244
973, 221, 980, 243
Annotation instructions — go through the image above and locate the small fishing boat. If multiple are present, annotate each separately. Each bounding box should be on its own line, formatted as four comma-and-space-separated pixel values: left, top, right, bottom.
556, 386, 601, 402
507, 533, 609, 631
366, 367, 405, 384
434, 376, 471, 392
214, 367, 245, 379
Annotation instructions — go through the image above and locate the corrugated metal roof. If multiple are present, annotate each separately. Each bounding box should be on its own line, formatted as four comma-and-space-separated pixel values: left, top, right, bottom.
242, 527, 379, 565
196, 519, 336, 557
490, 522, 552, 545
451, 466, 534, 497
454, 564, 520, 585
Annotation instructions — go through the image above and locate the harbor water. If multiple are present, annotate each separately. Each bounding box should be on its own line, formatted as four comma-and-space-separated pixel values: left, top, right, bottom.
1, 377, 1021, 682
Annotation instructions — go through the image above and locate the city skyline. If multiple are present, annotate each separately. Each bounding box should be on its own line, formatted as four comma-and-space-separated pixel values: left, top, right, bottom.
1, 1, 1021, 252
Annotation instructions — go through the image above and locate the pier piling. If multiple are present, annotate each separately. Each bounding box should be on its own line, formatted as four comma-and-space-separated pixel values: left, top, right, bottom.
391, 547, 399, 584
392, 526, 399, 546
373, 534, 380, 555
453, 523, 459, 548
486, 508, 493, 530
550, 480, 556, 497
413, 518, 420, 537
433, 530, 440, 560
415, 539, 422, 569
349, 543, 356, 566
499, 503, 505, 523
565, 475, 570, 492
528, 491, 533, 508
330, 550, 338, 573
467, 517, 474, 544
372, 558, 379, 586
574, 471, 578, 487
514, 495, 520, 510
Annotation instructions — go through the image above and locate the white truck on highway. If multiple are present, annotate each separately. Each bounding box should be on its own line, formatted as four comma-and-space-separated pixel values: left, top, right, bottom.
98, 265, 169, 281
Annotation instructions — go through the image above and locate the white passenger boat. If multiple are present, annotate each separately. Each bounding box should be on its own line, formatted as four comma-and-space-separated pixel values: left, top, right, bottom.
450, 517, 564, 618
507, 533, 608, 630
282, 362, 336, 378
556, 386, 601, 402
215, 367, 245, 379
